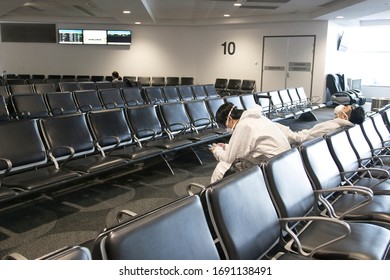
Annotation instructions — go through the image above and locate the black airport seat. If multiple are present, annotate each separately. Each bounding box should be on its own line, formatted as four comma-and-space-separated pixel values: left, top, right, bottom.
162, 86, 181, 102
205, 166, 310, 260
361, 116, 390, 157
96, 81, 114, 90
326, 129, 390, 183
158, 101, 218, 143
300, 137, 390, 229
87, 109, 164, 163
11, 93, 50, 119
143, 86, 166, 104
73, 90, 104, 112
264, 147, 390, 259
191, 85, 208, 99
180, 77, 194, 85
39, 113, 128, 175
92, 195, 220, 260
165, 77, 179, 87
214, 78, 228, 94
240, 79, 256, 94
78, 81, 97, 91
34, 83, 57, 94
121, 87, 146, 106
137, 77, 151, 87
346, 124, 390, 171
99, 88, 126, 109
204, 84, 220, 98
59, 82, 80, 92
176, 85, 195, 101
183, 99, 227, 140
9, 84, 35, 95
45, 92, 79, 116
125, 105, 199, 168
0, 119, 81, 194
223, 95, 244, 110
239, 93, 261, 111
151, 76, 165, 87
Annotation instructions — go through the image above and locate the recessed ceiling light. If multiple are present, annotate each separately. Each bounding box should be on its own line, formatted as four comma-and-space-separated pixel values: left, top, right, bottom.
123, 10, 131, 14
135, 22, 141, 25
336, 16, 344, 19
224, 14, 230, 17
234, 3, 242, 7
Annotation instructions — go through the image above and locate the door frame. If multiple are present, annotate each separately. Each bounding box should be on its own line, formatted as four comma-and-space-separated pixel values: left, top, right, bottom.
261, 35, 316, 98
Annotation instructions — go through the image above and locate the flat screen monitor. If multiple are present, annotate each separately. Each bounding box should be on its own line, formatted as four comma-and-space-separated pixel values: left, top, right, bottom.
107, 30, 132, 45
58, 29, 83, 44
83, 30, 107, 45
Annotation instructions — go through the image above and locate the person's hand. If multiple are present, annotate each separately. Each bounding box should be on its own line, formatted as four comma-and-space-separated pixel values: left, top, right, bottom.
217, 143, 226, 149
209, 143, 218, 153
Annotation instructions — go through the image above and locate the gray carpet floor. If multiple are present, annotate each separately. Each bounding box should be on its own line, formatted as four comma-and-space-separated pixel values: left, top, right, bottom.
0, 106, 348, 259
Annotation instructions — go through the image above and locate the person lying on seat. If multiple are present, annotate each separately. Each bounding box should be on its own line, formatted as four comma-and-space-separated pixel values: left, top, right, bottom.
209, 102, 290, 183
276, 105, 365, 146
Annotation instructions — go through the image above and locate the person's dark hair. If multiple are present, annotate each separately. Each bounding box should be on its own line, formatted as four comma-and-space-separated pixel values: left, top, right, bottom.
215, 102, 244, 127
112, 71, 122, 80
349, 106, 365, 124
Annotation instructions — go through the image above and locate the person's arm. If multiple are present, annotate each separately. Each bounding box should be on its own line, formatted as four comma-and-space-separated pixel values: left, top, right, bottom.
212, 124, 253, 164
275, 122, 310, 145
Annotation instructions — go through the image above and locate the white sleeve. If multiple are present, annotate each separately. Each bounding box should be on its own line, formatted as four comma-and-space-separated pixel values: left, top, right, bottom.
212, 124, 253, 164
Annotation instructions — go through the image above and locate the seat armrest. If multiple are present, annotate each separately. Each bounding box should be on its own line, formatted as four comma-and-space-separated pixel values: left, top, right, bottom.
186, 182, 206, 196
2, 252, 28, 260
50, 107, 64, 115
94, 136, 121, 157
280, 216, 351, 258
47, 146, 75, 169
164, 122, 188, 139
0, 157, 12, 185
191, 117, 212, 133
116, 209, 138, 223
125, 100, 140, 107
313, 186, 373, 219
79, 104, 93, 112
134, 128, 157, 147
191, 117, 211, 127
340, 167, 389, 181
104, 102, 118, 109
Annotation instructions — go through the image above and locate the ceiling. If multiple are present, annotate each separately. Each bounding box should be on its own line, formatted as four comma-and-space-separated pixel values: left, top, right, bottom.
1, 0, 390, 26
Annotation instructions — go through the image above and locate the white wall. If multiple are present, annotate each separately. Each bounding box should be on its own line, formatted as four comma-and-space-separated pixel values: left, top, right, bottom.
0, 21, 329, 100
195, 21, 329, 99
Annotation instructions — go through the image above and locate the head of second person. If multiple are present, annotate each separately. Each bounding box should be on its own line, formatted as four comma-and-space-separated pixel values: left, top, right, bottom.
216, 102, 244, 129
112, 71, 121, 80
334, 104, 365, 124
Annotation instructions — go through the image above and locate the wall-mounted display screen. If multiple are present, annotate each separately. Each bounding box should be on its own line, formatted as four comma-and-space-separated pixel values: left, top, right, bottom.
58, 29, 83, 44
107, 30, 132, 45
83, 29, 107, 45
57, 29, 131, 46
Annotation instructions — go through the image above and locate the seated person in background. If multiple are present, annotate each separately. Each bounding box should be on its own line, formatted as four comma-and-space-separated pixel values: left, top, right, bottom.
209, 102, 291, 183
276, 105, 365, 146
112, 71, 122, 81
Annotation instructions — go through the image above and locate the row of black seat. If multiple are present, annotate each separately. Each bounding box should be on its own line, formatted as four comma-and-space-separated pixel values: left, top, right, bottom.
6, 106, 390, 260
214, 78, 256, 95
0, 84, 223, 121
0, 98, 236, 203
1, 86, 323, 125
1, 82, 218, 98
0, 81, 127, 96
0, 75, 195, 87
